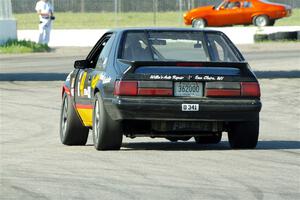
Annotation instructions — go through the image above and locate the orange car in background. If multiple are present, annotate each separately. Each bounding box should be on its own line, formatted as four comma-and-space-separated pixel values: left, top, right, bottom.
184, 0, 292, 28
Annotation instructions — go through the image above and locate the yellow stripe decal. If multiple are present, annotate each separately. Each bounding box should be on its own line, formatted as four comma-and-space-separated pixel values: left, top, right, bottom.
80, 72, 87, 96
76, 108, 93, 127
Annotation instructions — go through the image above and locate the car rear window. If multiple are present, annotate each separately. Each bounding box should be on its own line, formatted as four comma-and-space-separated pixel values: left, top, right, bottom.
120, 30, 240, 62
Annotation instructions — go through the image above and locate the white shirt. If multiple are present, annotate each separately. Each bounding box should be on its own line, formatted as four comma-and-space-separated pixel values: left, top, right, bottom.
35, 1, 53, 21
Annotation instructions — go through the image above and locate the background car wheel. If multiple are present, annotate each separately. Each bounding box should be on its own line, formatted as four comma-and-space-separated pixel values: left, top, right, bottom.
253, 15, 270, 27
60, 93, 89, 145
228, 118, 259, 149
192, 18, 206, 28
93, 92, 123, 150
194, 133, 222, 144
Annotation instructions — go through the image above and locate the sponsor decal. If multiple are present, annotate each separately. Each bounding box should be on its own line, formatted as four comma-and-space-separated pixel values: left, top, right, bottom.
149, 74, 225, 81
100, 74, 111, 84
195, 75, 224, 81
149, 75, 184, 80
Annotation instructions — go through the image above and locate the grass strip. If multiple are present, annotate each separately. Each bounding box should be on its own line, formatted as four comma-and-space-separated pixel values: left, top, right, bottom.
0, 40, 51, 54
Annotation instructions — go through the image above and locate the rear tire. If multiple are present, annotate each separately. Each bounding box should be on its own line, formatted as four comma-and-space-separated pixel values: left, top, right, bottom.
228, 118, 259, 149
192, 18, 206, 28
60, 93, 89, 145
194, 132, 222, 144
93, 93, 123, 150
253, 15, 270, 27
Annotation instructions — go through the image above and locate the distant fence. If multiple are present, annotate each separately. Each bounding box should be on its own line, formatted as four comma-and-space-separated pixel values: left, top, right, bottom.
12, 0, 300, 13
0, 0, 13, 19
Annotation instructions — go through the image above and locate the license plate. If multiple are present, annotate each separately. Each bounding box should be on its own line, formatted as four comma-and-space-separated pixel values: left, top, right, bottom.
174, 82, 203, 97
182, 104, 199, 111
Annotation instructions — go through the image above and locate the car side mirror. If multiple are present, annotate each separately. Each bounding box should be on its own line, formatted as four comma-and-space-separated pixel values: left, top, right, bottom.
74, 59, 89, 69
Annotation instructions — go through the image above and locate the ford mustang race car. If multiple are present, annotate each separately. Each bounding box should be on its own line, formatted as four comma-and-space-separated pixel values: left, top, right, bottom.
60, 28, 262, 150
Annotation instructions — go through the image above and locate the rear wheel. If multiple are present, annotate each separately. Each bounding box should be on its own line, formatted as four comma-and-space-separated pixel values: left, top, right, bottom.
253, 15, 270, 27
228, 118, 259, 149
60, 93, 89, 145
194, 132, 222, 144
93, 93, 123, 150
192, 18, 206, 28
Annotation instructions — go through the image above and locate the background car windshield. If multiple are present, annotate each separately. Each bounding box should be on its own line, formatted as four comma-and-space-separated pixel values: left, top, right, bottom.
216, 0, 227, 9
121, 31, 239, 62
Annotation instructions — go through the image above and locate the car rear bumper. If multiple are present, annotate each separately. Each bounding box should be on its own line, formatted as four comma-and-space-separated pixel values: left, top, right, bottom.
105, 97, 261, 122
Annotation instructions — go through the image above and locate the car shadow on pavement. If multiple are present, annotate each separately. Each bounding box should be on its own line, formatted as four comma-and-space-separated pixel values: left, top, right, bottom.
256, 140, 300, 150
122, 141, 230, 151
122, 140, 300, 151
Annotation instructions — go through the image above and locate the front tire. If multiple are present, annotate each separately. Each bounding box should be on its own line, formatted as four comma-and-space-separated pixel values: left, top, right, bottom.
228, 118, 259, 149
253, 15, 270, 27
60, 93, 89, 145
192, 18, 206, 28
93, 93, 123, 150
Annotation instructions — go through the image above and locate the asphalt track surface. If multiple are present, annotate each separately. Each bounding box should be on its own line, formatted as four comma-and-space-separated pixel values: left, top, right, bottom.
0, 79, 299, 200
0, 43, 300, 199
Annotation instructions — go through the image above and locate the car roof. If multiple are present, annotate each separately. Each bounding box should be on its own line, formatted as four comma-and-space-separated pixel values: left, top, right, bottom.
108, 27, 222, 34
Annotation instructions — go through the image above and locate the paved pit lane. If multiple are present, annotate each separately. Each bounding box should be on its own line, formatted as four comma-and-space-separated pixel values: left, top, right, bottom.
0, 79, 299, 200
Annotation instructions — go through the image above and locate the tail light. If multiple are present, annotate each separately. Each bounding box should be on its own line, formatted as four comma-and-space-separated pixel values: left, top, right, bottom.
205, 82, 240, 97
114, 80, 172, 96
114, 81, 138, 96
241, 82, 260, 97
205, 82, 260, 97
206, 89, 240, 97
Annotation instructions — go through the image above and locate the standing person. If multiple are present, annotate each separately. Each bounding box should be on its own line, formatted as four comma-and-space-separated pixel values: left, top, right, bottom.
35, 0, 54, 44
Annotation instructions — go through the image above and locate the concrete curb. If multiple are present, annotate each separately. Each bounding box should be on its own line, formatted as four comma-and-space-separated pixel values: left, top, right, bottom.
17, 26, 300, 46
255, 31, 300, 42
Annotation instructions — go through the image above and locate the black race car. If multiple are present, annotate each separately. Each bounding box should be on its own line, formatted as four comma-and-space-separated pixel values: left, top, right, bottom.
60, 28, 262, 150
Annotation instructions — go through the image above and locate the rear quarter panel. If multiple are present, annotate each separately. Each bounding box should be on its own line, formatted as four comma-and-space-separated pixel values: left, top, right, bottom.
252, 0, 287, 20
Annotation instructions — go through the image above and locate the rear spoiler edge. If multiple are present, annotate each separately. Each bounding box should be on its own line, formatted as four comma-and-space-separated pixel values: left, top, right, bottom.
118, 59, 249, 74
